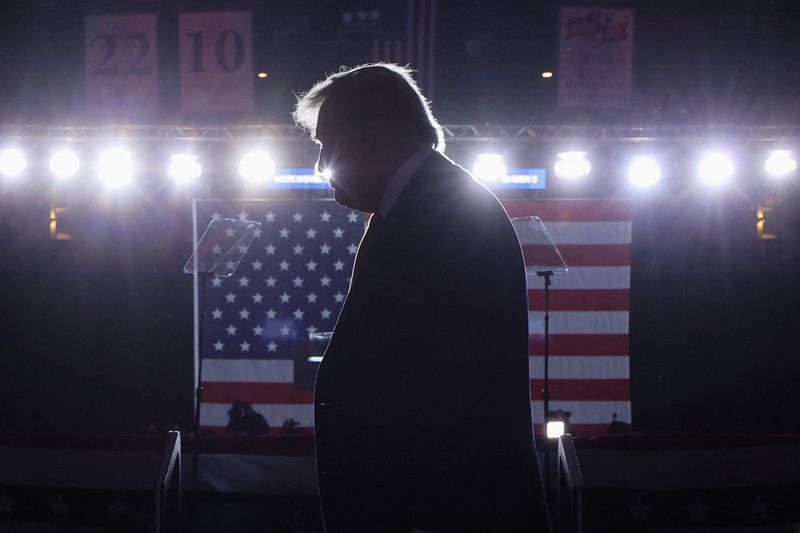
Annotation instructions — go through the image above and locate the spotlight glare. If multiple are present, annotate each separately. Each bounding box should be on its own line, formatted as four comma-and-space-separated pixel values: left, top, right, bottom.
541, 71, 554, 79
316, 167, 333, 181
49, 150, 81, 179
0, 148, 27, 177
764, 150, 797, 178
554, 151, 591, 180
97, 148, 134, 186
168, 154, 202, 183
546, 420, 566, 439
472, 153, 507, 183
238, 151, 275, 182
698, 152, 734, 185
628, 156, 662, 188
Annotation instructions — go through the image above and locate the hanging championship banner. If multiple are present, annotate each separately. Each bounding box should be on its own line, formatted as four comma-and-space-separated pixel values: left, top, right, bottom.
179, 11, 254, 113
558, 7, 634, 108
84, 14, 159, 114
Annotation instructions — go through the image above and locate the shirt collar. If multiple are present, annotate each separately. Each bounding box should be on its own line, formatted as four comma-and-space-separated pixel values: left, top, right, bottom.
378, 146, 434, 219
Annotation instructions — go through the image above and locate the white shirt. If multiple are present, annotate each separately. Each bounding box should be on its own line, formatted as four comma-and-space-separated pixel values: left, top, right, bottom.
378, 147, 434, 219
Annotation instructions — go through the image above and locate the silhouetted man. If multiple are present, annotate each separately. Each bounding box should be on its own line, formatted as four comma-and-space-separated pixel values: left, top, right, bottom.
293, 64, 550, 532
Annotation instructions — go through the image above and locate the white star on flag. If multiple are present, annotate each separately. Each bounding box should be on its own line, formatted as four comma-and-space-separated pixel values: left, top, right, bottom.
239, 308, 250, 320
280, 325, 290, 336
211, 277, 222, 287
292, 276, 304, 287
211, 211, 222, 222
237, 244, 248, 254
293, 244, 304, 255
251, 260, 263, 271
266, 277, 277, 287
225, 260, 235, 270
306, 260, 318, 271
253, 325, 264, 336
238, 276, 249, 287
307, 325, 318, 334
279, 228, 290, 238
266, 309, 277, 319
225, 292, 236, 303
347, 243, 358, 254
292, 211, 303, 222
348, 211, 359, 222
321, 308, 332, 319
320, 243, 331, 254
240, 341, 251, 352
265, 211, 275, 222
333, 260, 345, 271
293, 309, 305, 320
252, 293, 264, 303
267, 341, 277, 352
212, 244, 222, 254
238, 211, 249, 221
306, 228, 318, 238
279, 260, 290, 271
211, 308, 223, 319
279, 292, 290, 303
226, 325, 237, 335
320, 275, 331, 287
265, 244, 276, 255
334, 292, 345, 303
320, 211, 331, 222
225, 227, 236, 238
213, 341, 224, 351
333, 227, 344, 238
307, 292, 318, 303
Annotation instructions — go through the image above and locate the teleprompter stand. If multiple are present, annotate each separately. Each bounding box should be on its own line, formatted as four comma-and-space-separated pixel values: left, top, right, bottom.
183, 216, 261, 531
511, 216, 568, 428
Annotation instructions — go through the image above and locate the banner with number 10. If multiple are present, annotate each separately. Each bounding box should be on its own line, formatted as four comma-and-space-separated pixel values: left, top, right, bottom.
179, 11, 254, 113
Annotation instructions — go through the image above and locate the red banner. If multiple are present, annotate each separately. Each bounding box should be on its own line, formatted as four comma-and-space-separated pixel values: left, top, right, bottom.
84, 14, 159, 114
558, 7, 634, 108
179, 11, 254, 113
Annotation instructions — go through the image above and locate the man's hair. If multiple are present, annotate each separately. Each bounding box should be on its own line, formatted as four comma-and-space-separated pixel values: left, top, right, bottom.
292, 63, 445, 152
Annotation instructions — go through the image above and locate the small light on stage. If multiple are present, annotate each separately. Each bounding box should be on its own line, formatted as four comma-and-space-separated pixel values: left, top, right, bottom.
238, 151, 276, 182
541, 71, 554, 78
698, 152, 734, 185
472, 153, 507, 182
0, 148, 27, 177
97, 148, 134, 186
49, 150, 80, 179
168, 154, 202, 183
546, 420, 565, 439
554, 151, 591, 180
628, 156, 662, 188
764, 150, 797, 178
308, 356, 323, 363
257, 72, 268, 79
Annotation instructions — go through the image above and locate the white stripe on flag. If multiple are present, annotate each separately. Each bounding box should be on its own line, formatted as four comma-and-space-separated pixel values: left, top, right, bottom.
201, 402, 314, 428
531, 400, 631, 424
517, 221, 632, 245
527, 266, 630, 290
529, 356, 630, 379
529, 311, 629, 335
203, 359, 294, 384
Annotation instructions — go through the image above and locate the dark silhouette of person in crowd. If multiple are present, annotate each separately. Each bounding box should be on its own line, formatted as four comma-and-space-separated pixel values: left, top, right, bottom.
293, 63, 551, 532
226, 400, 270, 435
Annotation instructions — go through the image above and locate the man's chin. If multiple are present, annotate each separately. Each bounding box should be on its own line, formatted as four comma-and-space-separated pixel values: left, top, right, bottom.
332, 188, 370, 213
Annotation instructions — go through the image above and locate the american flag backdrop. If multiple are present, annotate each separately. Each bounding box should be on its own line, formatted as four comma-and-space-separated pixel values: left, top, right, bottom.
194, 198, 632, 437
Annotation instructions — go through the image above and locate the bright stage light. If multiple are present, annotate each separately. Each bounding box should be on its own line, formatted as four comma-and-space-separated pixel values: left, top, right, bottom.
698, 152, 734, 185
49, 150, 80, 179
472, 153, 507, 182
541, 71, 554, 79
554, 151, 591, 180
628, 156, 662, 188
764, 150, 797, 178
546, 420, 565, 439
168, 154, 202, 183
316, 167, 333, 181
97, 148, 134, 186
238, 151, 275, 182
0, 148, 27, 177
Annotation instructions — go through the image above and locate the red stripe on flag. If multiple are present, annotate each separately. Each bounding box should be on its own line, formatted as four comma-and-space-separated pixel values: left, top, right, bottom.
530, 379, 631, 401
529, 289, 629, 311
523, 244, 630, 266
530, 334, 629, 355
503, 200, 633, 222
202, 382, 314, 404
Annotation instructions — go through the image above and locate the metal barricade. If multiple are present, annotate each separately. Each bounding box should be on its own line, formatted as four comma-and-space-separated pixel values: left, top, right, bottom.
155, 430, 182, 533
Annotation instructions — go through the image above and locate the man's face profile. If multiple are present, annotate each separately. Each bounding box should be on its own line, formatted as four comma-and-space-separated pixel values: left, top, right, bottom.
314, 101, 393, 213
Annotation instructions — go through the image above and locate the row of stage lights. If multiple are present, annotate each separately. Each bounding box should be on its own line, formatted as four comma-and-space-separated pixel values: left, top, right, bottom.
0, 146, 797, 188
473, 150, 798, 187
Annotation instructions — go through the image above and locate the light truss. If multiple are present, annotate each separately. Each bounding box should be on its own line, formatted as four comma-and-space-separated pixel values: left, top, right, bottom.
2, 124, 800, 144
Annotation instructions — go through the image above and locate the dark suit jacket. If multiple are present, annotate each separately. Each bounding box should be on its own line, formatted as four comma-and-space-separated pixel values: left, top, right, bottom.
314, 151, 550, 532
